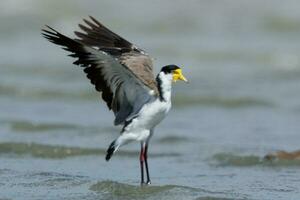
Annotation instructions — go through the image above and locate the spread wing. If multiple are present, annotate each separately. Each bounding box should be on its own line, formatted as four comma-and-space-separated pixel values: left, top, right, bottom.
42, 22, 158, 125
74, 16, 158, 93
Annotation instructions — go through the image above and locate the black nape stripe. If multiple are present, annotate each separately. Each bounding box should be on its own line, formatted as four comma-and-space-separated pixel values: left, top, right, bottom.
156, 74, 165, 102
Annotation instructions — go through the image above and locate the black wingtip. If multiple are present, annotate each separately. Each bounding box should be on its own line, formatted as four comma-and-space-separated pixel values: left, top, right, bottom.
41, 25, 59, 41
89, 16, 101, 26
105, 140, 116, 161
42, 25, 56, 34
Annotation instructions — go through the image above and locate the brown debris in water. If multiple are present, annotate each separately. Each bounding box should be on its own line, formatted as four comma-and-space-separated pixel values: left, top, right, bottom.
264, 150, 300, 161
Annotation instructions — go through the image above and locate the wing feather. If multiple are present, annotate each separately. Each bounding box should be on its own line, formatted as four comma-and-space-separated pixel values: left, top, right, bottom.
42, 26, 155, 125
75, 17, 159, 94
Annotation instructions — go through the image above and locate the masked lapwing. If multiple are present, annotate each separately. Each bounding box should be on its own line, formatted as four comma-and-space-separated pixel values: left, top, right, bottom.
42, 16, 188, 184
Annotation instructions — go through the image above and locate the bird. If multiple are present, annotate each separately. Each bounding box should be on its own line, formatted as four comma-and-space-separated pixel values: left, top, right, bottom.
42, 16, 188, 185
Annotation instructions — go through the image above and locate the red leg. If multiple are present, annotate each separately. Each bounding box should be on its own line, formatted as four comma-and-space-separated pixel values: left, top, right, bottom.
140, 142, 145, 184
144, 143, 151, 184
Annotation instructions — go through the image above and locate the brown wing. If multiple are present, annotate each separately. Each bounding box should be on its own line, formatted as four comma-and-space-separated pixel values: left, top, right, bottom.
42, 26, 156, 125
74, 16, 158, 94
74, 16, 132, 50
119, 53, 158, 94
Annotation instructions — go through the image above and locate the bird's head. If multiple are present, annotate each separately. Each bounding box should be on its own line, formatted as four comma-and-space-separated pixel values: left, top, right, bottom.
160, 65, 188, 83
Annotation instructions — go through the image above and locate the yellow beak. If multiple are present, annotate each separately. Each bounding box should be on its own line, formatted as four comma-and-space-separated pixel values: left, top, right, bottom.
173, 69, 188, 83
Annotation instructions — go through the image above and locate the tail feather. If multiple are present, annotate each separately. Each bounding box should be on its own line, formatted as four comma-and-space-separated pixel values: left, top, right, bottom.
105, 135, 131, 161
105, 140, 117, 161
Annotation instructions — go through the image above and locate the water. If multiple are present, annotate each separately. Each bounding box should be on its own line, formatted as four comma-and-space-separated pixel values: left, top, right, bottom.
1, 0, 300, 199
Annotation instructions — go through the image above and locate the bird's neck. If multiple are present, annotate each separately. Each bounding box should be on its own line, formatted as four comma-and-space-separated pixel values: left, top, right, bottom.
156, 72, 172, 102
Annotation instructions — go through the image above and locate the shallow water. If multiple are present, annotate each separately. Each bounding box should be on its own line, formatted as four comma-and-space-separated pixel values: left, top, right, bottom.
1, 0, 300, 199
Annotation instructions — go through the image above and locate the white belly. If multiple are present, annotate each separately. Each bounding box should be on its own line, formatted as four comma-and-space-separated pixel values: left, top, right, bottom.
122, 99, 171, 141
138, 99, 171, 129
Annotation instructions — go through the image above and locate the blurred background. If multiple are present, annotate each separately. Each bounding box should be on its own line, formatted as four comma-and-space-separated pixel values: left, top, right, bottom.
0, 0, 300, 199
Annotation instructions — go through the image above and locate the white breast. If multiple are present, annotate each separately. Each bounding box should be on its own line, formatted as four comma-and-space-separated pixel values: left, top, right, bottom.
121, 71, 174, 142
122, 99, 171, 141
139, 99, 172, 129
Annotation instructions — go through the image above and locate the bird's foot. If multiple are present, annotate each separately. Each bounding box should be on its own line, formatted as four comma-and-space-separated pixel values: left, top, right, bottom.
140, 181, 151, 186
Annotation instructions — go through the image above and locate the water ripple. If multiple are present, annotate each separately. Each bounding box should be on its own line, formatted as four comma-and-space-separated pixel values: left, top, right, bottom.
7, 120, 80, 132
0, 142, 181, 159
156, 135, 190, 144
211, 153, 300, 167
90, 181, 200, 200
89, 181, 242, 200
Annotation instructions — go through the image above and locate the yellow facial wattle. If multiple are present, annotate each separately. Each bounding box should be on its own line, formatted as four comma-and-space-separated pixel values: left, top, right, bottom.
172, 69, 188, 83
